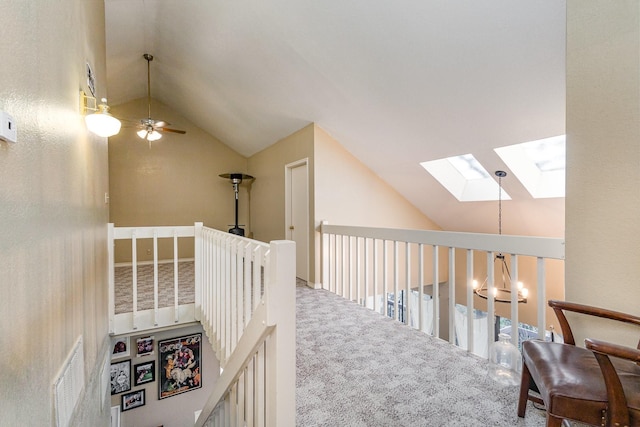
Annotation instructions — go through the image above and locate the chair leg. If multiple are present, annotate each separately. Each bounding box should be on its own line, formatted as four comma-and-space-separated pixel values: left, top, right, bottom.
517, 361, 532, 418
546, 414, 563, 427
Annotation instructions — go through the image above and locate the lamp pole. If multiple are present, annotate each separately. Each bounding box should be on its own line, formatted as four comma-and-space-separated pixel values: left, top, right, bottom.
219, 173, 255, 236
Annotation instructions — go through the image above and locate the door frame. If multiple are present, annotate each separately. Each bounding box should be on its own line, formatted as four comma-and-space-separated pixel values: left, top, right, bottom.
284, 158, 309, 284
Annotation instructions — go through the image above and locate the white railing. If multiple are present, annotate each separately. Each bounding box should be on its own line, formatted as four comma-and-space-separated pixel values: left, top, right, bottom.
108, 223, 296, 427
108, 223, 198, 334
194, 226, 296, 427
320, 221, 565, 355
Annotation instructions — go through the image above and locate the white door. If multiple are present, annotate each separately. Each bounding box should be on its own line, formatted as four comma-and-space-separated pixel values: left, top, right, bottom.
286, 160, 309, 282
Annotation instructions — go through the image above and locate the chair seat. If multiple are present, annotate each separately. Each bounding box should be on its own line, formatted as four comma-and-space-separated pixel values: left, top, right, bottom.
523, 340, 640, 425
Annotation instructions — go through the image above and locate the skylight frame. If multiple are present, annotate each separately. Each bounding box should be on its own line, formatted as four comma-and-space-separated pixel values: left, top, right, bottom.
420, 154, 511, 202
494, 135, 565, 199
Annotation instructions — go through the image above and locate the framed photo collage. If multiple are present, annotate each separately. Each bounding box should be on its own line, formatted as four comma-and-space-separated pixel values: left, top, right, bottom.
110, 332, 202, 412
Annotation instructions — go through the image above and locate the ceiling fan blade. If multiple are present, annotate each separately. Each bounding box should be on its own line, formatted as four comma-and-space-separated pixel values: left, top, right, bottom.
157, 127, 186, 134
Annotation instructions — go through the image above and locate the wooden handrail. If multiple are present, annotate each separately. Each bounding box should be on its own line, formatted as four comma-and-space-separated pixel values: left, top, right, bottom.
549, 299, 640, 345
586, 338, 640, 363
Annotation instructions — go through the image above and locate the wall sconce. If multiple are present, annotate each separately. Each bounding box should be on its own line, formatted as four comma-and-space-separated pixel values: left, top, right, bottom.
80, 91, 121, 137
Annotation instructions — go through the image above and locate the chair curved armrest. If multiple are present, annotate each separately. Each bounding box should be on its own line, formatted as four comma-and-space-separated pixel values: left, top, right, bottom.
548, 300, 640, 345
585, 338, 640, 363
584, 338, 639, 426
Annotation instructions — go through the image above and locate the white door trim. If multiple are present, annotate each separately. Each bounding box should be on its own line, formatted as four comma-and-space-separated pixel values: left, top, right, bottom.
285, 158, 309, 283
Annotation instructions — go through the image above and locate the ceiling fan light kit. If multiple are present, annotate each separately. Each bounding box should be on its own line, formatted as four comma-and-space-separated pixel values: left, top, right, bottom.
137, 128, 162, 141
136, 53, 186, 144
80, 91, 122, 137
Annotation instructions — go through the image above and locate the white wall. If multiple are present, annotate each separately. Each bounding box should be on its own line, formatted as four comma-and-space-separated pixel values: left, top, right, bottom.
566, 1, 640, 345
0, 1, 110, 425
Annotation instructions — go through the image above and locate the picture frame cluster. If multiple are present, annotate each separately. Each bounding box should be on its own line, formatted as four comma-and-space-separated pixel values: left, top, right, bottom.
110, 332, 203, 412
110, 335, 156, 410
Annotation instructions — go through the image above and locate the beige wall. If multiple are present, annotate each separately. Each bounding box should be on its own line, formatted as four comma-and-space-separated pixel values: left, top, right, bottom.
314, 126, 442, 230
247, 123, 315, 277
565, 2, 640, 346
0, 1, 110, 425
248, 124, 315, 242
111, 325, 219, 427
247, 123, 443, 288
313, 125, 443, 286
109, 98, 249, 261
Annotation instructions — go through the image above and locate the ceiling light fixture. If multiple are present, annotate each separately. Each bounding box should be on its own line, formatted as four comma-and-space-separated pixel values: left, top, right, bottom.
472, 170, 528, 303
80, 91, 121, 137
137, 127, 162, 142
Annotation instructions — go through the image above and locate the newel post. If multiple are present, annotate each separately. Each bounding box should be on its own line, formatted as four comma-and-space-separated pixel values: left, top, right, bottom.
265, 240, 296, 427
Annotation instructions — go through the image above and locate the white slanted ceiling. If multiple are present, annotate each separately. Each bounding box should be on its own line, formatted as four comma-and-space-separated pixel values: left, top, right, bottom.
104, 0, 566, 237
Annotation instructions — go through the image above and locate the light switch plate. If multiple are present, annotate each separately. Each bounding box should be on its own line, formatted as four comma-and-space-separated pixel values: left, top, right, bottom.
0, 110, 17, 143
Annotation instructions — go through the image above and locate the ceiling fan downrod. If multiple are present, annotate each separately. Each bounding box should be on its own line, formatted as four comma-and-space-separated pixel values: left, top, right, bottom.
143, 53, 153, 120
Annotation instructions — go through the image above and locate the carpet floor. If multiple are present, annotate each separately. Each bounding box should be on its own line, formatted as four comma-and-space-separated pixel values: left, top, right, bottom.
114, 262, 195, 314
295, 285, 548, 427
115, 268, 552, 426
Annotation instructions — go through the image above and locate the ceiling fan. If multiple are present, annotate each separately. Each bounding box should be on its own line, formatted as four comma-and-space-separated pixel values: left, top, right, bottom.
136, 53, 186, 142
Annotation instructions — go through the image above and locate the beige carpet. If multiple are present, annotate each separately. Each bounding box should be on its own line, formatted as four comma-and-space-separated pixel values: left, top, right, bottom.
114, 261, 195, 314
295, 285, 548, 426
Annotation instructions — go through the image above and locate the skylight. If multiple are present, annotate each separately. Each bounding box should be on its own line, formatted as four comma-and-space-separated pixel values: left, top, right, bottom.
420, 154, 511, 202
447, 154, 489, 180
494, 135, 565, 198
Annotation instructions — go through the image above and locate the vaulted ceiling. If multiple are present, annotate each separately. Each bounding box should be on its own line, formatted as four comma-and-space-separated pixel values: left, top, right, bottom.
104, 0, 566, 237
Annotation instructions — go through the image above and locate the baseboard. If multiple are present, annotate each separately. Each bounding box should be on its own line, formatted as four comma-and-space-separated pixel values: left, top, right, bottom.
114, 257, 195, 268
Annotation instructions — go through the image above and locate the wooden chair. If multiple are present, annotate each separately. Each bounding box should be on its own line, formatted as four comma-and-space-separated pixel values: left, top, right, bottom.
517, 300, 640, 427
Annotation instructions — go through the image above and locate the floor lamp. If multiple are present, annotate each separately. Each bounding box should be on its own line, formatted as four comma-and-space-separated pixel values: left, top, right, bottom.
219, 173, 254, 236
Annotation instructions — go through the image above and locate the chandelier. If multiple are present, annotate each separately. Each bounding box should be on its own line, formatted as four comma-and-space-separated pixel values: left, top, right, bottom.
472, 170, 528, 304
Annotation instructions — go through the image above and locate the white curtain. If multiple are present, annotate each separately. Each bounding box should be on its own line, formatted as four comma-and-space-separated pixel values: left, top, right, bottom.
454, 306, 489, 358
408, 291, 434, 335
365, 294, 386, 313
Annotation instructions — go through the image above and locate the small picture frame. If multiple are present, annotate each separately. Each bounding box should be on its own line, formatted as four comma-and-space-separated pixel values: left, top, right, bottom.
111, 336, 130, 359
110, 360, 131, 395
121, 389, 145, 412
136, 336, 154, 357
134, 360, 156, 386
86, 61, 96, 97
